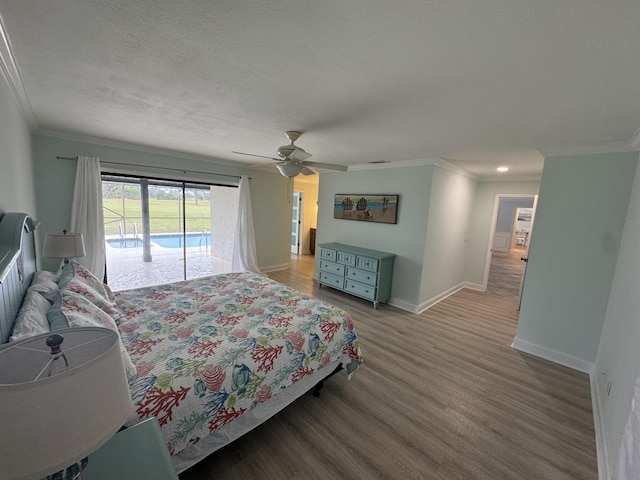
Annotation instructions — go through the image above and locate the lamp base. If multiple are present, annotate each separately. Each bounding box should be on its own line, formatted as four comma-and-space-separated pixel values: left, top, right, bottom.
46, 457, 88, 480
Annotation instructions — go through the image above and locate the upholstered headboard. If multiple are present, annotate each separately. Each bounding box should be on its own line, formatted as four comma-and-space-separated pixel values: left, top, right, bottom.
0, 213, 39, 343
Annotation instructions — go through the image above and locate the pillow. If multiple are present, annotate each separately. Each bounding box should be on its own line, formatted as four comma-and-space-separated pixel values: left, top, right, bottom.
33, 270, 59, 283
10, 290, 51, 341
28, 271, 60, 303
47, 291, 137, 383
62, 276, 118, 316
58, 260, 115, 301
57, 261, 117, 313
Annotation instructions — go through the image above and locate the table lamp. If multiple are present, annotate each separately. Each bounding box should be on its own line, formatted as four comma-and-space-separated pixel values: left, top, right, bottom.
0, 327, 133, 480
42, 230, 86, 264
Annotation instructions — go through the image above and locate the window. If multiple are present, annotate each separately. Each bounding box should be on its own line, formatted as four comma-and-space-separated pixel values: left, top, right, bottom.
102, 174, 239, 291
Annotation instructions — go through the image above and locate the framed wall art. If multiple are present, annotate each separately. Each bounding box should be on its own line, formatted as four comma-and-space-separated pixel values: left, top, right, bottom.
333, 194, 399, 224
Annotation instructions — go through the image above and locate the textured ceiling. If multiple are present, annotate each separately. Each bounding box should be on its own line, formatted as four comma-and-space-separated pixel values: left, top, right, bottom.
1, 0, 639, 178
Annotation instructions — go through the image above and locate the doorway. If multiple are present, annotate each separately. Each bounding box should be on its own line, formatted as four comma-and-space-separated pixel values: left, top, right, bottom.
102, 174, 238, 290
484, 195, 537, 303
291, 191, 303, 255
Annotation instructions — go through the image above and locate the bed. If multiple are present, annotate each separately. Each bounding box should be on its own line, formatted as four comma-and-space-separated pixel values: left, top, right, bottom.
0, 213, 362, 474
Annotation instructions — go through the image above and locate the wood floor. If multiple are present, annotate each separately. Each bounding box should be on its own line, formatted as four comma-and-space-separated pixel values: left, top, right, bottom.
487, 246, 526, 299
180, 253, 597, 480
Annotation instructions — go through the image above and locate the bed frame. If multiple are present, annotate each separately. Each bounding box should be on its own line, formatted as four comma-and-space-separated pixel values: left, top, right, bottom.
0, 213, 39, 344
0, 212, 352, 473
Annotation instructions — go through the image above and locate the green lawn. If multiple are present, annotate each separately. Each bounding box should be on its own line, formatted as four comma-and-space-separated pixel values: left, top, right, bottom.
103, 198, 211, 235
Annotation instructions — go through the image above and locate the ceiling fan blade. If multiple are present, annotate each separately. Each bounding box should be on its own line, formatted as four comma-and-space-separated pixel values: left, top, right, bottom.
302, 161, 348, 172
248, 162, 277, 169
232, 151, 279, 161
289, 148, 312, 162
300, 167, 316, 176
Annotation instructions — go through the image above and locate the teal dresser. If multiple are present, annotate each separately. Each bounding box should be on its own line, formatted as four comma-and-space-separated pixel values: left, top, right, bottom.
318, 243, 395, 308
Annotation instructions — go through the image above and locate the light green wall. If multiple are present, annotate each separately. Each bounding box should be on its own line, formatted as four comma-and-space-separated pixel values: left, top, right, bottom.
517, 153, 637, 363
32, 134, 291, 272
316, 166, 433, 307
0, 78, 36, 217
466, 181, 540, 287
420, 167, 476, 305
595, 151, 640, 475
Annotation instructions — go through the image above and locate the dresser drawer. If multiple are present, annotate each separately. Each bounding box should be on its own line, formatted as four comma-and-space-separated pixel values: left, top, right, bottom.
336, 251, 356, 266
345, 280, 376, 300
320, 271, 345, 289
356, 255, 379, 272
346, 267, 377, 286
319, 248, 337, 262
320, 260, 345, 276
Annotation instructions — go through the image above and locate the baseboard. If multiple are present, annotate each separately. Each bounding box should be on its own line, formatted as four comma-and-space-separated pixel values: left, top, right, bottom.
511, 337, 609, 477
387, 297, 419, 313
463, 282, 484, 291
416, 282, 467, 314
511, 336, 594, 374
590, 371, 611, 480
259, 263, 291, 273
382, 282, 484, 314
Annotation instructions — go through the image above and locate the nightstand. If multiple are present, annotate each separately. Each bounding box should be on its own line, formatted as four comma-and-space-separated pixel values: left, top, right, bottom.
82, 417, 178, 480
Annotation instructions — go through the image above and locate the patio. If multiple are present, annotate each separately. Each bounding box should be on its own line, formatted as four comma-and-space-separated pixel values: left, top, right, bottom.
105, 239, 232, 291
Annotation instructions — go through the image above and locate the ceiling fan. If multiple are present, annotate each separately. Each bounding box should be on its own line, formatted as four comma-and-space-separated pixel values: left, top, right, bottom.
233, 131, 348, 178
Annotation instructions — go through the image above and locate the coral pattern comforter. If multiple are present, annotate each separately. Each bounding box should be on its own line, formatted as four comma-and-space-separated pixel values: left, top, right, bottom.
114, 272, 362, 456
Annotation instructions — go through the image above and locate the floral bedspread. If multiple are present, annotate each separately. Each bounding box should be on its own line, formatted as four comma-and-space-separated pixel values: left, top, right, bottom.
114, 272, 362, 456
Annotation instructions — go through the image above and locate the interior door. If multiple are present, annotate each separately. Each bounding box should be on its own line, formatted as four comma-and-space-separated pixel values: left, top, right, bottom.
291, 192, 302, 254
517, 196, 539, 310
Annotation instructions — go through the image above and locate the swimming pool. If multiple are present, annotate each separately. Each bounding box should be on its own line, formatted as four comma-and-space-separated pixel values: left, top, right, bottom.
106, 233, 211, 249
106, 238, 144, 248
152, 233, 211, 248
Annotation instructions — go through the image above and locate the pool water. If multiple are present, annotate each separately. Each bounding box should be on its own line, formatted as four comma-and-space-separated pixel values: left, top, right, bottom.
107, 233, 211, 249
152, 233, 211, 248
106, 238, 144, 248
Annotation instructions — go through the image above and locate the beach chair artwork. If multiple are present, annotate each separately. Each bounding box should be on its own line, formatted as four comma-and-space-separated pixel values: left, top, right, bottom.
334, 194, 399, 224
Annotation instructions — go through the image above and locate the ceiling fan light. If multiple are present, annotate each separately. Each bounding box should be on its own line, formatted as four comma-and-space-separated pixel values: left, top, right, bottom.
276, 163, 303, 178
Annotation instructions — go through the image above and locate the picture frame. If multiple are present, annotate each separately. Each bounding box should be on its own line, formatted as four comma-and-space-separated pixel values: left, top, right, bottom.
333, 194, 399, 224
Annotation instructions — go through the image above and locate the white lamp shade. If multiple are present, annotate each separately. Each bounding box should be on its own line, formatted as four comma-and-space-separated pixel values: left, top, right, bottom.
0, 328, 133, 480
42, 232, 86, 259
276, 163, 303, 178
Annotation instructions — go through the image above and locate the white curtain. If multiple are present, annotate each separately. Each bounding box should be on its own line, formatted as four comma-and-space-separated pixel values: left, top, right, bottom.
232, 175, 261, 274
70, 156, 105, 280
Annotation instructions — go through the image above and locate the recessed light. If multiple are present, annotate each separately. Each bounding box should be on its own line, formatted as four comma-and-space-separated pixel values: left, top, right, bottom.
497, 166, 509, 172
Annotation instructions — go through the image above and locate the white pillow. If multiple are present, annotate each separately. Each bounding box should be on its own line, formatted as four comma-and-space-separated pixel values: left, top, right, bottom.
33, 270, 59, 283
9, 290, 51, 341
28, 271, 59, 303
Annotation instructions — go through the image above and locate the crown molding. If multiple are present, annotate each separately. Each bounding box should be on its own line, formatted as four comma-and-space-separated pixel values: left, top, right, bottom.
0, 14, 37, 130
347, 157, 440, 171
538, 138, 640, 158
346, 157, 477, 180
477, 174, 542, 183
36, 128, 247, 169
433, 158, 478, 180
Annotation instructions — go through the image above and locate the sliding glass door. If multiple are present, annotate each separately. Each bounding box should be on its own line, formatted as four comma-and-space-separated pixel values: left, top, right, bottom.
102, 175, 238, 291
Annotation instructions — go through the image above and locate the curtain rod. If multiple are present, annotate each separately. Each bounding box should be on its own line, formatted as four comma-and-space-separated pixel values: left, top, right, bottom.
55, 156, 246, 180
